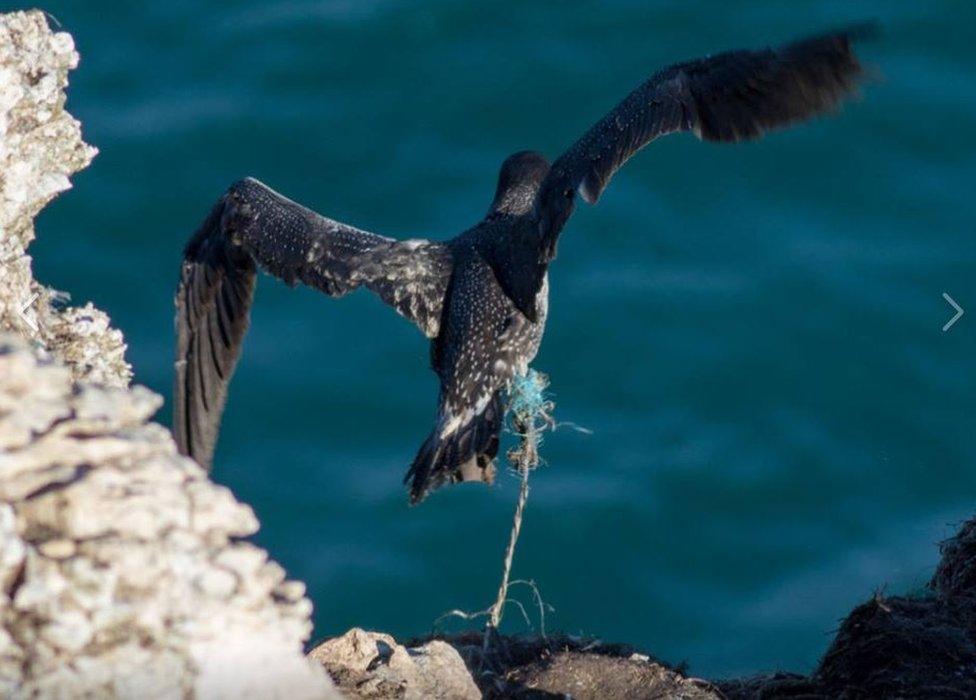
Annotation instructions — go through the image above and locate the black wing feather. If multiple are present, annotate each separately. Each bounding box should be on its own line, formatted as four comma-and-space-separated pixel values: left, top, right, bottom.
174, 200, 256, 470
549, 25, 872, 207
174, 177, 452, 469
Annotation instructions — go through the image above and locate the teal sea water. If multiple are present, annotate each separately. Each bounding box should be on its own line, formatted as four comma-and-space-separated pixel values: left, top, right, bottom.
29, 1, 975, 677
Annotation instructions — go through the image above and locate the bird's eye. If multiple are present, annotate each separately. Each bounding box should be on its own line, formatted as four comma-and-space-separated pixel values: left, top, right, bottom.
563, 188, 573, 199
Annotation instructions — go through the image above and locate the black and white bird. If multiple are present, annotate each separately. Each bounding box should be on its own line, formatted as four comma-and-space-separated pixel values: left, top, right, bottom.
174, 27, 870, 503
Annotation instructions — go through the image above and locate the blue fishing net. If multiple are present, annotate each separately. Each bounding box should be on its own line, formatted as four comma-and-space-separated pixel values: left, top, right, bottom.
507, 369, 549, 425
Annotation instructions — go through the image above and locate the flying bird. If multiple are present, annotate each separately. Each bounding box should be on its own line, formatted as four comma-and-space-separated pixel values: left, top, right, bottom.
174, 27, 871, 503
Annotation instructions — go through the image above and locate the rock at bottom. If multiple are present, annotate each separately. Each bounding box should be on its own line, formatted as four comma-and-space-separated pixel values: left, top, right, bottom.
309, 628, 481, 699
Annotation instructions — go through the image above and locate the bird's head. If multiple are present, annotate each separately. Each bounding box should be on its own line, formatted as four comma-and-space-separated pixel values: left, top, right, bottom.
534, 168, 576, 261
488, 150, 550, 217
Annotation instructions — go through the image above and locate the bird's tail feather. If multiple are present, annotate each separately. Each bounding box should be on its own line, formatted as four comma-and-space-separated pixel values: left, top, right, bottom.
405, 393, 503, 504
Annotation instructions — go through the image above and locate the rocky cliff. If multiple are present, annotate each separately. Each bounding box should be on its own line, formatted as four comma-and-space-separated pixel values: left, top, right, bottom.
0, 10, 337, 698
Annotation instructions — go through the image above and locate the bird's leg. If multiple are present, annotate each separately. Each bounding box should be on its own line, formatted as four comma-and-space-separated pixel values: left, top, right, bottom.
456, 455, 497, 485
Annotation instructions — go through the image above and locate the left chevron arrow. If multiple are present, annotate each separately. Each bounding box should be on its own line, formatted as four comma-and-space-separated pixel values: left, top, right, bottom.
18, 293, 38, 333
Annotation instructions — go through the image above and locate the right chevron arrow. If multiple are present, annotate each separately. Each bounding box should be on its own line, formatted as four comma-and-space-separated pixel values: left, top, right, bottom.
943, 292, 964, 332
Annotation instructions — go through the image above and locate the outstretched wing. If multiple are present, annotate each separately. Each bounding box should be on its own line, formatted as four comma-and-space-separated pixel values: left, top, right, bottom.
537, 25, 871, 243
174, 177, 452, 469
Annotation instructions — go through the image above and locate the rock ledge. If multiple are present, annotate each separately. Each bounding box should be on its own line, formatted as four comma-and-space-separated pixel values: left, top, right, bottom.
0, 10, 337, 698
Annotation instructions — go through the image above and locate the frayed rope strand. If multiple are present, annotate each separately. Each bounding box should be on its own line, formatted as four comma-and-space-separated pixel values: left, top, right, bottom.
482, 370, 553, 659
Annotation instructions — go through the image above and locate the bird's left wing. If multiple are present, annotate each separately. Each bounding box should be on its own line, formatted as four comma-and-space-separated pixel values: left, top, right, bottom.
536, 26, 871, 255
175, 177, 452, 469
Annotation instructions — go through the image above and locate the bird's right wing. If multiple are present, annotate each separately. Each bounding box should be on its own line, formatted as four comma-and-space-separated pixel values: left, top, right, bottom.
174, 177, 452, 470
535, 26, 871, 257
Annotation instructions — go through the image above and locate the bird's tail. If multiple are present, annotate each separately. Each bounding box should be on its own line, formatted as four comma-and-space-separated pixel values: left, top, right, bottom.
405, 393, 503, 504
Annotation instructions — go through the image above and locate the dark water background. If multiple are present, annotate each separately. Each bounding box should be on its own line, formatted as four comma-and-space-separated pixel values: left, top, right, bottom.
26, 0, 976, 677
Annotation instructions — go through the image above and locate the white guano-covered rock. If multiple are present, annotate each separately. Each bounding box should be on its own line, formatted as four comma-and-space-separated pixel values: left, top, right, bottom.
0, 10, 338, 698
0, 8, 128, 386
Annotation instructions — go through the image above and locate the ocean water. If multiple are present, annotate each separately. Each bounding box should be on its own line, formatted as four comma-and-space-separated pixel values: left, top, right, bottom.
28, 0, 975, 678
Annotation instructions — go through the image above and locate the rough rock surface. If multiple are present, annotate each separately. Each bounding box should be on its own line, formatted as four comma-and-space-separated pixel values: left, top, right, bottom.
0, 9, 128, 386
0, 10, 337, 699
506, 651, 718, 699
311, 630, 720, 700
309, 628, 480, 699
